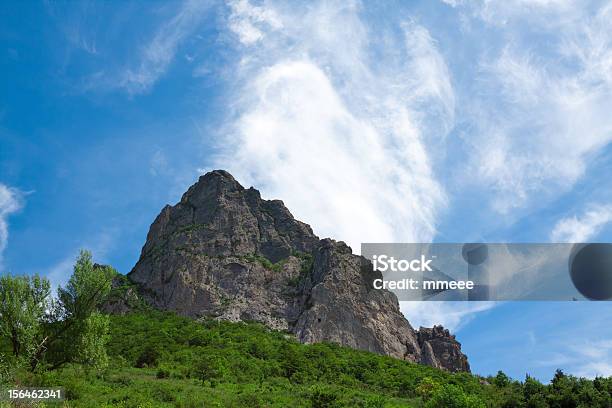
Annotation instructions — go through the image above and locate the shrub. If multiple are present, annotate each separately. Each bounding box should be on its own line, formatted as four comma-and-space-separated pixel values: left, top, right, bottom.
193, 354, 227, 383
309, 385, 340, 408
135, 345, 161, 368
362, 395, 386, 408
416, 376, 440, 400
156, 367, 171, 379
425, 384, 486, 408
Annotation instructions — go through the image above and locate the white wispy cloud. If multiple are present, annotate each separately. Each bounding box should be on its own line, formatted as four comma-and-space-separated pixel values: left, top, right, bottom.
455, 1, 612, 214
446, 0, 581, 26
551, 205, 612, 242
228, 0, 283, 45
216, 0, 452, 250
400, 301, 495, 332
537, 339, 612, 378
86, 0, 211, 95
120, 0, 211, 94
0, 184, 23, 266
149, 148, 170, 177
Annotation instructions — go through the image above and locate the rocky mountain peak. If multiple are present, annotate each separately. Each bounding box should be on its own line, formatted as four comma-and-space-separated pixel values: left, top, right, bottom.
180, 170, 244, 205
128, 170, 469, 372
138, 169, 318, 264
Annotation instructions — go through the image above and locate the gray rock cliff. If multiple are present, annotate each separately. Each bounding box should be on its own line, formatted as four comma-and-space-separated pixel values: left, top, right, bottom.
127, 170, 469, 372
418, 326, 470, 373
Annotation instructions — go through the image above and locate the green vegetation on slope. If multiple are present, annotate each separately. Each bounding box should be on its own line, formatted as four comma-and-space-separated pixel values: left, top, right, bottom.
2, 310, 610, 407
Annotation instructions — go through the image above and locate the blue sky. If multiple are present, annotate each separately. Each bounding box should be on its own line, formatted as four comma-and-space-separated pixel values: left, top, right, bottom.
1, 0, 612, 382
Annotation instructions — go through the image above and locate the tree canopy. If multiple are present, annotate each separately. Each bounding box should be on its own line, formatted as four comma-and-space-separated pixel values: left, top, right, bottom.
0, 250, 114, 372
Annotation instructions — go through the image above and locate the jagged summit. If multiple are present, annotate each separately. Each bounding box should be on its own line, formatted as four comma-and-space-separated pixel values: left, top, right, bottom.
138, 169, 318, 264
127, 170, 469, 372
182, 170, 245, 200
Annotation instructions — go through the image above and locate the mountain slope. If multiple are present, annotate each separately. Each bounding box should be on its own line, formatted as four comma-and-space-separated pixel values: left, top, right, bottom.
128, 170, 469, 372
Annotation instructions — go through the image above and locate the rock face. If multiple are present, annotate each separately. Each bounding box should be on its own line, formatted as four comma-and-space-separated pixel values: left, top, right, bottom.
417, 326, 470, 372
128, 170, 469, 372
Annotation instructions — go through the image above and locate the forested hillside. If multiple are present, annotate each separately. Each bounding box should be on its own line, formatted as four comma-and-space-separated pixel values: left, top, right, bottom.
2, 310, 611, 407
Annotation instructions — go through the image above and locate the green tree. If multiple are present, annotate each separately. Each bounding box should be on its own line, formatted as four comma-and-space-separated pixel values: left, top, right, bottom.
0, 274, 50, 360
193, 354, 227, 384
523, 375, 546, 408
548, 369, 579, 408
74, 311, 110, 368
493, 370, 512, 388
39, 251, 114, 370
0, 250, 114, 371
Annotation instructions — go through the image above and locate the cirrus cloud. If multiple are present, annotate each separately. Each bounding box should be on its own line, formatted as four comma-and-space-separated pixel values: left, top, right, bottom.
551, 204, 612, 242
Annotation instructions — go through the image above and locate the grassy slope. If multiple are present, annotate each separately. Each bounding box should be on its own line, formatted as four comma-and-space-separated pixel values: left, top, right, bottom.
6, 310, 612, 407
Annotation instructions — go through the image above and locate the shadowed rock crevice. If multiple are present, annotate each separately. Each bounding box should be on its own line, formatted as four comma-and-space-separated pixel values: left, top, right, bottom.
127, 170, 469, 372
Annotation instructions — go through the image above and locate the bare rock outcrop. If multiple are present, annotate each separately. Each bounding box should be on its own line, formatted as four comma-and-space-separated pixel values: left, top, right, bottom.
127, 170, 469, 372
418, 325, 470, 372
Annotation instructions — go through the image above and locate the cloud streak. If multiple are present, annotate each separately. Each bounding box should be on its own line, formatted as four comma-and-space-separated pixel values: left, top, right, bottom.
400, 301, 495, 332
120, 0, 212, 95
537, 339, 612, 378
83, 0, 212, 95
551, 204, 612, 242
228, 0, 283, 45
0, 184, 23, 266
